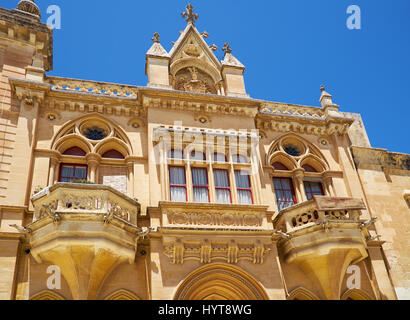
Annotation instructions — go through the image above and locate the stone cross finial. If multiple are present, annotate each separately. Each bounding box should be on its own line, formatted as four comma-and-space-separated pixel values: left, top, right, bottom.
181, 4, 199, 25
222, 43, 232, 55
152, 32, 160, 43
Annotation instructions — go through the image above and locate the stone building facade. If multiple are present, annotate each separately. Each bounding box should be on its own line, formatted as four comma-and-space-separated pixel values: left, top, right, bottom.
0, 2, 409, 300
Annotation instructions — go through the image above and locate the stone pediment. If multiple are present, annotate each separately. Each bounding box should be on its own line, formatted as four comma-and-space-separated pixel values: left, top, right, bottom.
169, 24, 222, 83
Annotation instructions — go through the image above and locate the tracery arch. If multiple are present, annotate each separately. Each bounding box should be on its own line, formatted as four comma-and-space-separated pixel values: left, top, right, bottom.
267, 133, 334, 211
174, 263, 269, 300
341, 289, 373, 300
51, 113, 133, 154
104, 289, 140, 300
30, 290, 66, 300
46, 114, 134, 194
287, 287, 320, 300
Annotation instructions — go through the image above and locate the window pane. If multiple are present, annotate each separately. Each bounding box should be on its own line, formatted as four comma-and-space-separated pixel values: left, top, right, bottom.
193, 187, 209, 203
169, 167, 185, 185
278, 201, 292, 211
237, 190, 252, 204
213, 153, 226, 162
169, 149, 183, 159
284, 191, 294, 202
192, 168, 208, 186
273, 178, 283, 190
273, 178, 297, 211
310, 183, 322, 193
235, 171, 250, 188
171, 187, 186, 202
61, 166, 74, 178
280, 178, 292, 190
191, 150, 205, 161
233, 154, 248, 164
74, 167, 87, 180
216, 189, 231, 204
304, 181, 324, 200
214, 170, 229, 188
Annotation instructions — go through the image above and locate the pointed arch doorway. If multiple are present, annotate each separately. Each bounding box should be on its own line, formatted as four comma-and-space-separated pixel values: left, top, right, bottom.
174, 263, 269, 300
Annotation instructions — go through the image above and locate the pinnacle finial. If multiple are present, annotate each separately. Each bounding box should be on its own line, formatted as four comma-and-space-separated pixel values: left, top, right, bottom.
321, 85, 325, 92
152, 32, 160, 43
201, 31, 209, 39
209, 44, 218, 52
222, 43, 232, 55
181, 4, 199, 25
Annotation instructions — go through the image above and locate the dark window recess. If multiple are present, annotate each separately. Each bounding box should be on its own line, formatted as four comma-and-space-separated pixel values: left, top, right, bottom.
84, 127, 107, 140
102, 149, 125, 159
272, 162, 289, 171
62, 147, 86, 156
302, 164, 318, 173
284, 145, 301, 157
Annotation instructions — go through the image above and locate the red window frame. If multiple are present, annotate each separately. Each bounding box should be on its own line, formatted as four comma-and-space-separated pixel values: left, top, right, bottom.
168, 166, 187, 202
304, 181, 324, 200
213, 169, 232, 204
191, 167, 210, 203
235, 170, 254, 204
59, 164, 88, 182
273, 177, 297, 210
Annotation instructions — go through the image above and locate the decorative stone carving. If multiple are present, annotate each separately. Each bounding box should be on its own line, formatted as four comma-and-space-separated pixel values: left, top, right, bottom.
166, 211, 263, 228
181, 4, 199, 25
174, 67, 216, 94
163, 239, 270, 265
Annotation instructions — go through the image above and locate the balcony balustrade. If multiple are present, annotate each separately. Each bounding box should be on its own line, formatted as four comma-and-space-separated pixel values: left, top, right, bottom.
273, 196, 374, 300
27, 183, 141, 300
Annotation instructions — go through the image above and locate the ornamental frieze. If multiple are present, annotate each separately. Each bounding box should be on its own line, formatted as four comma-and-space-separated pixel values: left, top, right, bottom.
163, 239, 271, 265
166, 212, 263, 228
158, 202, 271, 230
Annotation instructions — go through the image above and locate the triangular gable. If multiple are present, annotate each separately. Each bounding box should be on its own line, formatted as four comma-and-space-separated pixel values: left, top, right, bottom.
169, 23, 222, 72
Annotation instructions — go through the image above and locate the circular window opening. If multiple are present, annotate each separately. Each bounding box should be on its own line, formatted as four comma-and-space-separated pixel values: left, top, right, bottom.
83, 126, 108, 141
284, 145, 301, 157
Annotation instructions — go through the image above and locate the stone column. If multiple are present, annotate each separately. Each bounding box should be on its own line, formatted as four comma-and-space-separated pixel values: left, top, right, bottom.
48, 158, 59, 186
86, 153, 101, 183
127, 161, 135, 198
323, 173, 335, 197
293, 169, 306, 203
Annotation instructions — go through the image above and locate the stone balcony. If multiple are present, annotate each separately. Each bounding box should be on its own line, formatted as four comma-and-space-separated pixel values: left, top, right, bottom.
148, 202, 274, 265
273, 196, 374, 300
27, 183, 141, 300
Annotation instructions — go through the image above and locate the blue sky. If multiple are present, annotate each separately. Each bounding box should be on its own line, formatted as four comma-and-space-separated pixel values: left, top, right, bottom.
4, 0, 410, 153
